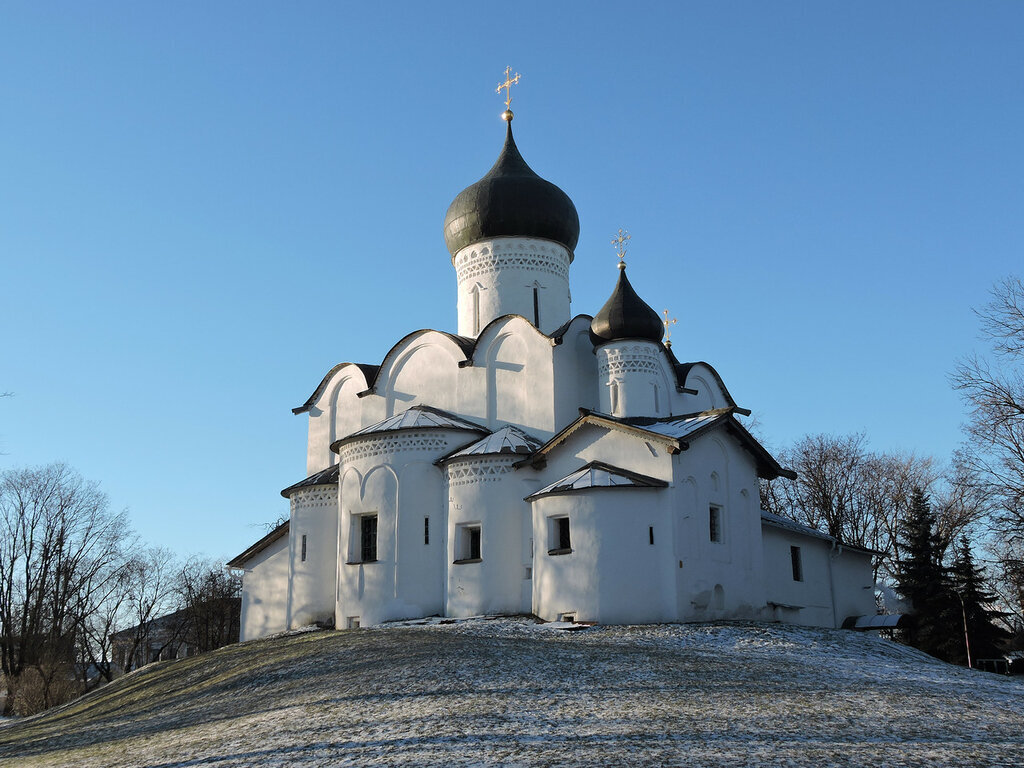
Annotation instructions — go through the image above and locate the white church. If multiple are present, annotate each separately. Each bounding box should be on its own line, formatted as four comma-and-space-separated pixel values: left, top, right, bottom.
228, 93, 876, 639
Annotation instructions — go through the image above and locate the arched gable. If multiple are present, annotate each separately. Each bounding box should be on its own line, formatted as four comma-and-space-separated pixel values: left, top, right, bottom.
475, 315, 558, 433
369, 331, 470, 418
300, 363, 375, 474
677, 362, 735, 412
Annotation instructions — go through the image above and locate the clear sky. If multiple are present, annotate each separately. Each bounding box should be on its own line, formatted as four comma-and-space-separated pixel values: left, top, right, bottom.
2, 2, 1022, 562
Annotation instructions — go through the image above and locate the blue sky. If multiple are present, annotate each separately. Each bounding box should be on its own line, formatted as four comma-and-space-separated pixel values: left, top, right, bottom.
2, 2, 1022, 560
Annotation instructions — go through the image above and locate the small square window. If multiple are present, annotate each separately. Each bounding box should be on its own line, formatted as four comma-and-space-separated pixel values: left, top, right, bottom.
548, 516, 571, 555
791, 546, 803, 582
455, 524, 481, 563
347, 617, 360, 629
709, 506, 722, 543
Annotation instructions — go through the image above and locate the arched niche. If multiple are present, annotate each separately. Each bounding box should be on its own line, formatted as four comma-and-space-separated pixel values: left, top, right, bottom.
486, 331, 529, 427
383, 341, 459, 417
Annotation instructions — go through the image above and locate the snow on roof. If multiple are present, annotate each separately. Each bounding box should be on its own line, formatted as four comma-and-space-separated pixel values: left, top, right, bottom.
279, 464, 341, 498
621, 409, 731, 440
525, 461, 668, 501
440, 425, 544, 463
760, 510, 834, 542
331, 406, 488, 453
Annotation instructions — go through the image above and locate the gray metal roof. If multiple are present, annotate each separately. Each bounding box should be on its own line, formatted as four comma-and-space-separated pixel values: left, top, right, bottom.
760, 510, 834, 542
350, 405, 487, 437
331, 406, 488, 453
526, 461, 667, 501
441, 425, 543, 462
621, 409, 731, 440
280, 464, 341, 498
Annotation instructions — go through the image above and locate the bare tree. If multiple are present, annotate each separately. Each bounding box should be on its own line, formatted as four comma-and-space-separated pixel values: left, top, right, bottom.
176, 557, 242, 655
109, 547, 183, 673
761, 434, 960, 583
952, 276, 1024, 541
0, 464, 129, 714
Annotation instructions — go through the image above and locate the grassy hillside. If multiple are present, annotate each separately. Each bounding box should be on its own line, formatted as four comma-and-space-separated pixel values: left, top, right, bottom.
1, 618, 1022, 767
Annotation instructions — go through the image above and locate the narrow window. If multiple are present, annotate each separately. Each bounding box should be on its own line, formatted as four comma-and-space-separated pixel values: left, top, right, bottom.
709, 506, 722, 543
524, 566, 532, 580
549, 516, 571, 555
649, 526, 655, 545
533, 285, 540, 327
301, 534, 307, 562
610, 380, 620, 415
360, 515, 378, 562
791, 546, 803, 582
472, 285, 481, 335
469, 526, 481, 560
424, 516, 430, 545
652, 382, 660, 412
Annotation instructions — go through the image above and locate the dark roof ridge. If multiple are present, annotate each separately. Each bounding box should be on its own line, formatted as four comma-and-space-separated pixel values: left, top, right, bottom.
227, 520, 290, 569
280, 464, 341, 498
293, 363, 379, 414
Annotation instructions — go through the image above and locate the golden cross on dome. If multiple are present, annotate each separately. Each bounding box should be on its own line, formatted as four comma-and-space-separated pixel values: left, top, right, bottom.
496, 67, 521, 111
612, 228, 631, 268
662, 309, 678, 347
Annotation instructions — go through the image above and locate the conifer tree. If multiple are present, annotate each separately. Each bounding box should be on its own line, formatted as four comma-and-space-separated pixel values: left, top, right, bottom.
950, 536, 1011, 665
896, 488, 959, 661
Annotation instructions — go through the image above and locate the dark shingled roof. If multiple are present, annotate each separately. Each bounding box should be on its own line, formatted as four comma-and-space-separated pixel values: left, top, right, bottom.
280, 464, 341, 498
226, 520, 289, 569
443, 118, 580, 257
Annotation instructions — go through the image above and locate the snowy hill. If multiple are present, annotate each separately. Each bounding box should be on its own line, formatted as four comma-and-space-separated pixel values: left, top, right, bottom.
1, 618, 1022, 767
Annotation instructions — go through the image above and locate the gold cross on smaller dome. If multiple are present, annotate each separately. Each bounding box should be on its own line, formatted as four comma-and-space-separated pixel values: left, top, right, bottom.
662, 309, 678, 347
496, 67, 521, 112
612, 228, 631, 269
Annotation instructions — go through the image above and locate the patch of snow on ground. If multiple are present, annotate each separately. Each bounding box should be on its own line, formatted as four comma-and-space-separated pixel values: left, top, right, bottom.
1, 618, 1022, 767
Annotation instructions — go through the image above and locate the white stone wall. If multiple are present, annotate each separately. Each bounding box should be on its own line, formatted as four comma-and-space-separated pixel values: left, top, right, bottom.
287, 485, 339, 629
453, 237, 571, 336
238, 535, 290, 641
445, 456, 532, 617
596, 340, 673, 418
531, 488, 675, 623
671, 435, 767, 622
761, 526, 875, 628
336, 429, 468, 627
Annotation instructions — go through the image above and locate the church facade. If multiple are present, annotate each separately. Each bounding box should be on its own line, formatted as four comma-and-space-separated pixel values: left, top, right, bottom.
228, 105, 876, 639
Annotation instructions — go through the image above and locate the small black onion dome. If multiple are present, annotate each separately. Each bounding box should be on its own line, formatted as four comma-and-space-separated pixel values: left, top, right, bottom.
443, 118, 580, 258
589, 267, 665, 346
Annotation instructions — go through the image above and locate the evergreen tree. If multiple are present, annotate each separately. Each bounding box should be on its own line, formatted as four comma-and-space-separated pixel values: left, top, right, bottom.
950, 536, 1011, 665
896, 488, 960, 661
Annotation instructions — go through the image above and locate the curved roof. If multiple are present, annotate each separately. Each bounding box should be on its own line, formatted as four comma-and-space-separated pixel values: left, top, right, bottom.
355, 315, 592, 397
443, 118, 580, 257
438, 425, 543, 464
280, 464, 341, 498
293, 363, 379, 415
589, 267, 665, 345
330, 405, 487, 453
525, 461, 667, 501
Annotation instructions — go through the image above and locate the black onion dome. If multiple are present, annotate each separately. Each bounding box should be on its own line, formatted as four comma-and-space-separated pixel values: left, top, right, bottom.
443, 119, 580, 257
590, 267, 665, 346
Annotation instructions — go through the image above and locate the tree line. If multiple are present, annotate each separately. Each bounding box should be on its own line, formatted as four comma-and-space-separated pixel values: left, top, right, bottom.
762, 277, 1024, 663
0, 463, 241, 716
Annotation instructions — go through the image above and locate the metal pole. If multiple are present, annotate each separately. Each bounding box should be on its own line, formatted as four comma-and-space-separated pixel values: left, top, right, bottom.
957, 591, 972, 669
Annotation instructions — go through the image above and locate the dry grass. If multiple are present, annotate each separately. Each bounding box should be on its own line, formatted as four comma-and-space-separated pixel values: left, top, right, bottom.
1, 619, 1021, 767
